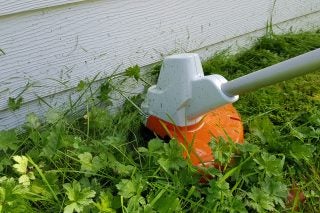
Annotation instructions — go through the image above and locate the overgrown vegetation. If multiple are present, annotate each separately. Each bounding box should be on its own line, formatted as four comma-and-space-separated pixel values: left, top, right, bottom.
1, 30, 320, 212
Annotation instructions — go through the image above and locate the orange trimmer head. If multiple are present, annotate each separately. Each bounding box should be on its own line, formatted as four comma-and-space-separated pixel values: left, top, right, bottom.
146, 104, 244, 166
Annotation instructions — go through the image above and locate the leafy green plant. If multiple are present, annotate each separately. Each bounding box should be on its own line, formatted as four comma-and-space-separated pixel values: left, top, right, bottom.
8, 97, 23, 111
7, 82, 33, 111
125, 65, 140, 81
12, 155, 35, 186
0, 48, 5, 55
63, 180, 96, 213
0, 177, 33, 213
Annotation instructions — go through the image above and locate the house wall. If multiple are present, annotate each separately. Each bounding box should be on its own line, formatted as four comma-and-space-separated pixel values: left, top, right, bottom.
0, 0, 320, 129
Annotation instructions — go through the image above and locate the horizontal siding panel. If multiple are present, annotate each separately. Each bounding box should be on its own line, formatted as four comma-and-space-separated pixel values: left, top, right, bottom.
0, 0, 274, 112
0, 0, 86, 16
0, 0, 320, 129
2, 10, 320, 130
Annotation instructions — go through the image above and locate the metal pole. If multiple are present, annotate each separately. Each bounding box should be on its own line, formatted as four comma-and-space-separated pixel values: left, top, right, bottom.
221, 48, 320, 97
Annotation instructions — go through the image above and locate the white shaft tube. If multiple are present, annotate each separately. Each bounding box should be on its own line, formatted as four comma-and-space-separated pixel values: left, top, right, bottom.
221, 48, 320, 96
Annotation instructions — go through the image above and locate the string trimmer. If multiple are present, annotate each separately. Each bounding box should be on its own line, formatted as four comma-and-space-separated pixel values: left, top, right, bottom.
141, 48, 320, 166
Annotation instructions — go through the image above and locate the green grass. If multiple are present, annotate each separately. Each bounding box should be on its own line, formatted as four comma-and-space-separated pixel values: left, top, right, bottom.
0, 29, 320, 212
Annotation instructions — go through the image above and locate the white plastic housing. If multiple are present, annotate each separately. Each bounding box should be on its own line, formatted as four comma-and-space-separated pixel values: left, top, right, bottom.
141, 53, 238, 126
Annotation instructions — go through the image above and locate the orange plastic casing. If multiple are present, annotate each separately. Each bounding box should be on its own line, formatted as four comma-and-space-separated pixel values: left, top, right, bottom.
146, 104, 244, 166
